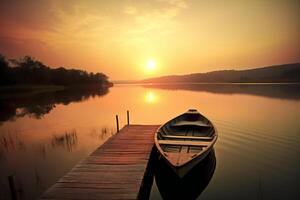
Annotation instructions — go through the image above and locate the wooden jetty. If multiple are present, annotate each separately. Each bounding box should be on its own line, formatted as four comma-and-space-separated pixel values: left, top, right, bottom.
39, 125, 159, 200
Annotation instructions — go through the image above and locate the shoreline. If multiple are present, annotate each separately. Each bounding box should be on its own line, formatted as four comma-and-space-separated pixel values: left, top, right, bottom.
113, 82, 300, 86
0, 84, 112, 99
0, 85, 65, 94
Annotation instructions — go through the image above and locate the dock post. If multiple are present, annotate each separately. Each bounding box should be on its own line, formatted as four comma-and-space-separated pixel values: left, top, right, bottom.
127, 110, 130, 125
116, 115, 119, 132
8, 175, 17, 200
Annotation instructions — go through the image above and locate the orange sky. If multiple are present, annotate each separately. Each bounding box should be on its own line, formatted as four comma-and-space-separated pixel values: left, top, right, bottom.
0, 0, 299, 80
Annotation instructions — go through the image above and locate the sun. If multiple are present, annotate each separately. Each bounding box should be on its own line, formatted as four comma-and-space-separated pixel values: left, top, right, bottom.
146, 59, 156, 71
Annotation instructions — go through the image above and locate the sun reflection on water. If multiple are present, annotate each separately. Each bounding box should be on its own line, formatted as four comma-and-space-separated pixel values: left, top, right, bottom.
145, 91, 157, 103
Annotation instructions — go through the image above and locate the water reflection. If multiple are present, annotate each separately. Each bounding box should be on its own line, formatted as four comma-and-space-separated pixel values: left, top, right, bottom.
143, 83, 300, 100
34, 144, 47, 160
34, 168, 43, 193
89, 127, 115, 140
51, 130, 78, 152
0, 125, 114, 200
0, 131, 25, 157
0, 87, 110, 124
0, 126, 115, 162
154, 149, 216, 200
145, 91, 158, 103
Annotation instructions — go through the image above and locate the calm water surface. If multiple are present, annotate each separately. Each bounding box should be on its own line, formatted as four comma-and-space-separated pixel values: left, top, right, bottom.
0, 84, 300, 199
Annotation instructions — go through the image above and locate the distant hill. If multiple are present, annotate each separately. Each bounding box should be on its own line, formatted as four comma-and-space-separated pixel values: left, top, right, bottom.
141, 63, 300, 83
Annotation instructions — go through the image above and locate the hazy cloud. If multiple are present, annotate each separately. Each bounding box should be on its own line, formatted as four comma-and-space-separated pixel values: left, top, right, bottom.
124, 6, 138, 15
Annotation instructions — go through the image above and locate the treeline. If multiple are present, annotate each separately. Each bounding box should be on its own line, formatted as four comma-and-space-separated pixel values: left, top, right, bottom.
0, 54, 112, 87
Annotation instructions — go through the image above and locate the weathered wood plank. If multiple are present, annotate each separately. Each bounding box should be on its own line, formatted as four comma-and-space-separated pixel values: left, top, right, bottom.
39, 125, 159, 200
158, 139, 210, 146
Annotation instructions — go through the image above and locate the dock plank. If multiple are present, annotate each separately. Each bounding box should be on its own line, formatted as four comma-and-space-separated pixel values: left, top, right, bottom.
39, 125, 159, 200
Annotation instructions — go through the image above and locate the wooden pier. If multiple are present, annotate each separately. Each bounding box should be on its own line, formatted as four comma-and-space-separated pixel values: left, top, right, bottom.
39, 125, 159, 200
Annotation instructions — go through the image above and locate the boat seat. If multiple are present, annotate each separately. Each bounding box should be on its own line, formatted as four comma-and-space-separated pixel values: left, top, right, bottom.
160, 133, 214, 140
158, 140, 211, 147
172, 120, 211, 128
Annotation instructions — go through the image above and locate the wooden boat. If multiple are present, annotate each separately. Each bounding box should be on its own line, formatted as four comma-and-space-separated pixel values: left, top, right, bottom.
155, 109, 217, 178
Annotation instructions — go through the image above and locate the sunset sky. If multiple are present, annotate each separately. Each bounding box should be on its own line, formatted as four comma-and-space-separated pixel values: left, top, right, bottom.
0, 0, 299, 80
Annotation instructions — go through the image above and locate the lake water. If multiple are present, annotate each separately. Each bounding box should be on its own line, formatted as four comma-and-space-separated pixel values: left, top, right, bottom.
1, 84, 300, 200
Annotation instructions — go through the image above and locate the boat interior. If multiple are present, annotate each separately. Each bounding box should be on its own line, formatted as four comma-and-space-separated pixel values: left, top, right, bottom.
157, 111, 216, 154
